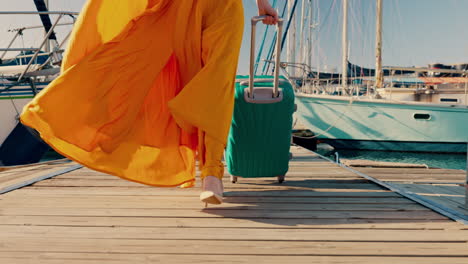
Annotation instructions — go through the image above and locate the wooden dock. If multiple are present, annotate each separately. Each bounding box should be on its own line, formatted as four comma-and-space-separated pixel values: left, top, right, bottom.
348, 161, 468, 224
1, 147, 467, 263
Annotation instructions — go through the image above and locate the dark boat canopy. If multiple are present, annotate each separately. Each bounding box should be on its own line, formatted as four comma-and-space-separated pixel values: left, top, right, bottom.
347, 61, 416, 77
307, 61, 415, 81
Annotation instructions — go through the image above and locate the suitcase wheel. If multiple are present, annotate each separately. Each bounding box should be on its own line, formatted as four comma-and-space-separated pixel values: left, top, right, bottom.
231, 175, 238, 184
277, 175, 285, 184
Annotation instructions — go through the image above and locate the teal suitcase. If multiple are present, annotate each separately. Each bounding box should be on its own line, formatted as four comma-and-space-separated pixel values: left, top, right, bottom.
225, 16, 295, 183
225, 76, 295, 183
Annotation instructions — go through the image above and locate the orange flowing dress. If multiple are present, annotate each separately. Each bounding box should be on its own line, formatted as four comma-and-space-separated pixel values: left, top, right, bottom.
20, 0, 244, 187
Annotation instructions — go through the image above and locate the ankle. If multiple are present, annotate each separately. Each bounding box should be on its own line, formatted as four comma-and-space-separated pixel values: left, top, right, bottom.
202, 176, 224, 193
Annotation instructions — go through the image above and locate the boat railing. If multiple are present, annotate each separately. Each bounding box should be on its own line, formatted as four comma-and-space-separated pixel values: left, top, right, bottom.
385, 67, 468, 104
384, 66, 468, 75
274, 59, 468, 100
1, 22, 75, 61
265, 59, 365, 96
0, 11, 78, 83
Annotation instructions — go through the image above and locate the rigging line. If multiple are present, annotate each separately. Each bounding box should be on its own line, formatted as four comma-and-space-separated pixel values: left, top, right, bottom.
317, 0, 336, 35
254, 0, 278, 75
348, 1, 366, 78
266, 0, 299, 75
299, 1, 311, 65
313, 0, 337, 73
262, 0, 288, 75
262, 34, 276, 75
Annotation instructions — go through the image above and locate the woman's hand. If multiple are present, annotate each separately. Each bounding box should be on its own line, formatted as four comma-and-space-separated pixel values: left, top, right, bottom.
256, 0, 279, 25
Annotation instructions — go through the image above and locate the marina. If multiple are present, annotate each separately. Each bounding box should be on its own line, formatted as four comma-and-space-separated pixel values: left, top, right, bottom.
0, 1, 467, 262
283, 0, 468, 154
1, 146, 467, 263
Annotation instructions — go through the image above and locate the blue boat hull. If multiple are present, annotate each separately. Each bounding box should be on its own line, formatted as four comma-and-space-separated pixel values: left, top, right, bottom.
318, 138, 466, 153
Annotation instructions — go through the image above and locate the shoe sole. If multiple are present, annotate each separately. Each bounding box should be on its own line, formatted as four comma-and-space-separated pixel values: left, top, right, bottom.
200, 191, 223, 205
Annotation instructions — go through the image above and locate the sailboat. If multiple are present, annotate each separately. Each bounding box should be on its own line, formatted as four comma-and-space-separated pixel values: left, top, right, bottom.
288, 0, 468, 153
0, 1, 78, 165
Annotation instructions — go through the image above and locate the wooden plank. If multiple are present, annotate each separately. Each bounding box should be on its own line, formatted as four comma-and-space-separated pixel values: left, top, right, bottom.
0, 200, 427, 211
31, 179, 384, 191
363, 175, 465, 182
36, 174, 364, 181
52, 176, 371, 184
0, 215, 457, 229
2, 226, 467, 241
0, 159, 71, 172
2, 254, 468, 264
0, 207, 447, 220
0, 194, 415, 204
379, 180, 464, 185
356, 168, 465, 175
1, 238, 467, 256
0, 195, 418, 205
342, 159, 429, 168
0, 164, 51, 175
59, 171, 361, 178
7, 187, 401, 197
0, 165, 54, 185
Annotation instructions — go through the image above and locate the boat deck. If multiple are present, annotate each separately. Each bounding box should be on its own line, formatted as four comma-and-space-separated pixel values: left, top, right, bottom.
0, 147, 467, 263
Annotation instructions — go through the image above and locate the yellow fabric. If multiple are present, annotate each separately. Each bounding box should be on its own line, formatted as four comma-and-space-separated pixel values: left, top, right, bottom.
20, 0, 244, 187
200, 132, 225, 180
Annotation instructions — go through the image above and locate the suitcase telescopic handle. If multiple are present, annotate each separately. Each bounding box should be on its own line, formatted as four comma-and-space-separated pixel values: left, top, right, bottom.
249, 16, 284, 99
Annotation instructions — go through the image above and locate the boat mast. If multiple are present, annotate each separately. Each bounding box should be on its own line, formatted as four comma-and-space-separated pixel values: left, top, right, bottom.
288, 0, 297, 76
375, 0, 384, 88
45, 0, 50, 53
341, 0, 349, 90
299, 0, 306, 67
308, 0, 314, 74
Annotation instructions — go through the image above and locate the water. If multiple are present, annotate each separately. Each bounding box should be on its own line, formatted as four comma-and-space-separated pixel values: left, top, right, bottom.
317, 148, 467, 170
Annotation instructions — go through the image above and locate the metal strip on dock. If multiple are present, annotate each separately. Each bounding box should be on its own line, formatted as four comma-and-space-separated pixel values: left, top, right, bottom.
0, 164, 83, 195
306, 148, 468, 225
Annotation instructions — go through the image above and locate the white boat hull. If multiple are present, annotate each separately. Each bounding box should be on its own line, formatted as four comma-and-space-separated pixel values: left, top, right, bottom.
0, 83, 46, 145
295, 93, 468, 153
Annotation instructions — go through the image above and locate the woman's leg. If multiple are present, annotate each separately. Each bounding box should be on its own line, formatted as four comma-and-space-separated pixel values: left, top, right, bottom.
199, 132, 225, 205
201, 133, 225, 180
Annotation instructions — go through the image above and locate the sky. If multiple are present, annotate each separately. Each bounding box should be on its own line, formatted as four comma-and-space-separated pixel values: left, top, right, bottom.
1, 0, 468, 75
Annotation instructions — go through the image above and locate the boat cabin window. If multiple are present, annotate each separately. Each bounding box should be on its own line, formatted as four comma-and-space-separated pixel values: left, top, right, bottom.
440, 98, 459, 103
413, 113, 431, 120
